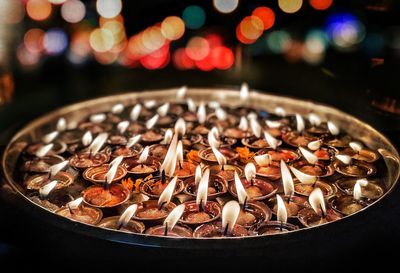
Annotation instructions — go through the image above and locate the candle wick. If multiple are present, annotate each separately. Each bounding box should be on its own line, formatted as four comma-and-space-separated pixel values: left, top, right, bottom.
221, 164, 225, 171
223, 223, 229, 237
199, 200, 204, 212
280, 220, 283, 232
161, 170, 166, 184
287, 194, 292, 203
68, 204, 74, 215
164, 223, 168, 236
179, 161, 183, 169
104, 177, 110, 190
250, 178, 254, 187
158, 201, 166, 210
243, 196, 248, 211
320, 204, 326, 219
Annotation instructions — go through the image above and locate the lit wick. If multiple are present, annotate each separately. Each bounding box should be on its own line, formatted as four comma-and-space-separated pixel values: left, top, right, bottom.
174, 118, 186, 140
296, 114, 305, 134
42, 131, 59, 144
130, 104, 142, 121
163, 204, 185, 236
35, 143, 54, 158
67, 197, 84, 215
353, 179, 368, 202
111, 103, 124, 114
244, 162, 256, 187
196, 169, 210, 212
276, 194, 288, 232
221, 200, 241, 237
117, 120, 130, 134
211, 146, 227, 171
82, 131, 93, 147
234, 171, 248, 210
309, 188, 327, 218
117, 204, 138, 230
158, 176, 178, 210
104, 155, 124, 190
176, 141, 184, 169
240, 82, 249, 103
39, 180, 58, 200
176, 86, 187, 101
48, 160, 69, 180
88, 133, 108, 158
280, 160, 294, 203
56, 117, 67, 132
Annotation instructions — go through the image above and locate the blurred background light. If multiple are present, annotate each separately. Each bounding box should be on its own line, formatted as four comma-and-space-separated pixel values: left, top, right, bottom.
96, 0, 122, 19
43, 28, 68, 56
213, 0, 239, 14
61, 0, 86, 24
266, 30, 292, 53
48, 0, 67, 5
24, 28, 45, 54
252, 7, 275, 30
278, 0, 303, 14
309, 0, 333, 11
182, 5, 206, 30
185, 36, 210, 61
90, 28, 115, 52
161, 16, 185, 40
26, 0, 52, 21
0, 0, 25, 24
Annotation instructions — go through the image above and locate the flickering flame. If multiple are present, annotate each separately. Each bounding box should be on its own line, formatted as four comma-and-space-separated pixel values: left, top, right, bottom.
57, 118, 67, 132
194, 165, 202, 185
275, 107, 286, 117
208, 101, 220, 109
176, 86, 187, 100
240, 82, 249, 102
265, 120, 282, 128
289, 166, 317, 184
211, 146, 227, 166
308, 113, 321, 126
353, 178, 368, 201
197, 102, 206, 124
336, 154, 352, 165
234, 171, 248, 205
144, 100, 156, 108
327, 121, 340, 136
254, 154, 272, 167
162, 129, 173, 144
187, 98, 196, 112
88, 133, 108, 155
82, 131, 93, 146
49, 160, 69, 178
276, 194, 288, 224
146, 114, 159, 129
299, 147, 319, 165
222, 200, 241, 235
138, 146, 150, 164
158, 176, 178, 207
157, 102, 170, 116
105, 156, 124, 184
264, 131, 282, 150
244, 162, 256, 182
160, 134, 178, 176
196, 168, 210, 208
210, 127, 220, 139
67, 197, 83, 210
39, 181, 58, 199
250, 118, 262, 138
117, 204, 138, 228
307, 140, 321, 151
309, 188, 326, 216
280, 160, 294, 197
112, 103, 124, 114
174, 118, 186, 136
90, 113, 106, 123
247, 112, 257, 120
117, 121, 130, 134
36, 143, 54, 158
208, 130, 220, 148
176, 141, 184, 166
349, 141, 363, 153
215, 108, 227, 121
126, 135, 141, 148
238, 117, 248, 131
130, 104, 142, 121
296, 114, 305, 132
164, 204, 185, 232
42, 131, 59, 144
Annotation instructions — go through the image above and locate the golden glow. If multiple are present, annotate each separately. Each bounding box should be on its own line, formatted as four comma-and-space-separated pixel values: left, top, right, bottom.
158, 176, 178, 207
186, 37, 210, 61
118, 204, 138, 228
27, 0, 52, 21
278, 0, 303, 14
164, 204, 185, 232
90, 28, 115, 53
309, 188, 326, 216
239, 16, 264, 40
161, 16, 185, 41
252, 6, 275, 30
221, 200, 241, 235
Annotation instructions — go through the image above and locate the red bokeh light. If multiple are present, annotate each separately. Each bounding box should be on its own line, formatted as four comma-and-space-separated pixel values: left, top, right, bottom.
252, 7, 275, 30
173, 48, 195, 70
309, 0, 333, 10
195, 53, 214, 71
211, 46, 234, 70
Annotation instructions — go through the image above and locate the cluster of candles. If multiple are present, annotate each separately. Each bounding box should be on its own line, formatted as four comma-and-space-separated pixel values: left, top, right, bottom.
19, 85, 386, 238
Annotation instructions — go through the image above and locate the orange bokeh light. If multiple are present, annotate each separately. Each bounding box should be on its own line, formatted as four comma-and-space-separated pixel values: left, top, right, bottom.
211, 46, 234, 70
173, 48, 195, 70
185, 37, 210, 61
309, 0, 333, 10
236, 25, 256, 44
161, 16, 185, 41
239, 16, 264, 40
26, 0, 52, 21
252, 7, 275, 30
24, 28, 45, 53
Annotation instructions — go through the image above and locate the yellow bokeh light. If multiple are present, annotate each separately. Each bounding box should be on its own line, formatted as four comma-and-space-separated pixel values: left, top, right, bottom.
141, 26, 166, 52
96, 0, 122, 19
102, 20, 126, 44
161, 16, 185, 41
239, 16, 264, 40
90, 28, 115, 52
26, 0, 52, 21
278, 0, 303, 14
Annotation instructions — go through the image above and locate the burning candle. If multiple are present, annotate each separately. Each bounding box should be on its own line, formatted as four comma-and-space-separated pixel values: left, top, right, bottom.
281, 115, 317, 147
293, 147, 335, 177
290, 166, 336, 198
30, 180, 73, 212
111, 134, 143, 158
83, 156, 127, 184
183, 168, 228, 199
253, 154, 281, 180
141, 114, 163, 143
173, 140, 198, 179
56, 197, 103, 225
323, 121, 352, 148
333, 154, 377, 177
98, 204, 146, 233
123, 146, 160, 177
331, 179, 370, 215
224, 116, 251, 139
335, 177, 384, 200
242, 130, 282, 150
340, 141, 380, 163
205, 145, 242, 181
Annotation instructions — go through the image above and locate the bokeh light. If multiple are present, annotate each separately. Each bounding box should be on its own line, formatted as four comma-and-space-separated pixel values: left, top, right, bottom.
182, 5, 206, 30
17, 45, 41, 68
278, 0, 303, 14
326, 13, 365, 50
61, 0, 86, 23
43, 28, 68, 56
0, 0, 25, 24
24, 28, 45, 53
309, 0, 333, 11
211, 46, 234, 70
266, 30, 292, 53
173, 48, 195, 70
96, 0, 122, 19
140, 44, 170, 69
161, 16, 185, 40
252, 7, 275, 30
90, 28, 115, 52
185, 37, 210, 61
48, 0, 67, 4
141, 26, 166, 52
239, 16, 264, 41
26, 0, 52, 21
213, 0, 239, 14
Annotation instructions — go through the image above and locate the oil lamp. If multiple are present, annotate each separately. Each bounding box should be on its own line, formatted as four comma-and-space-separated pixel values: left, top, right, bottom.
242, 130, 282, 150
141, 114, 163, 144
56, 117, 67, 132
340, 141, 380, 163
67, 131, 93, 154
79, 113, 113, 133
306, 113, 329, 135
293, 147, 335, 177
206, 146, 242, 181
331, 179, 370, 215
193, 201, 248, 238
335, 177, 384, 200
98, 204, 146, 233
146, 204, 193, 237
282, 114, 317, 147
253, 154, 281, 181
199, 145, 238, 166
30, 181, 73, 211
26, 160, 74, 190
323, 121, 352, 148
173, 140, 197, 179
184, 168, 228, 199
307, 139, 338, 161
291, 165, 336, 197
255, 147, 299, 163
207, 107, 238, 129
22, 153, 65, 173
333, 154, 377, 177
83, 156, 127, 184
147, 129, 172, 160
201, 127, 237, 147
224, 116, 251, 139
298, 188, 341, 227
56, 197, 103, 225
111, 135, 143, 158
123, 146, 160, 177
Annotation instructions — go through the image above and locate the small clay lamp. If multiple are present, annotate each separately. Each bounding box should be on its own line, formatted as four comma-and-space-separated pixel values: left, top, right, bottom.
322, 121, 352, 148
26, 160, 74, 190
331, 179, 370, 216
242, 130, 282, 150
305, 114, 329, 136
253, 154, 281, 180
200, 127, 237, 147
256, 148, 299, 163
335, 177, 384, 200
290, 166, 336, 198
340, 141, 380, 163
56, 197, 103, 225
78, 114, 112, 134
307, 140, 338, 161
172, 141, 197, 179
293, 147, 335, 177
26, 139, 66, 156
333, 154, 377, 177
22, 154, 65, 174
140, 173, 184, 199
265, 119, 286, 138
147, 129, 173, 160
141, 114, 163, 144
224, 117, 252, 139
59, 129, 84, 145
112, 135, 143, 158
30, 181, 73, 212
282, 114, 318, 147
193, 201, 248, 238
123, 146, 160, 177
198, 145, 238, 166
67, 131, 93, 154
98, 204, 146, 233
206, 147, 242, 182
206, 108, 238, 129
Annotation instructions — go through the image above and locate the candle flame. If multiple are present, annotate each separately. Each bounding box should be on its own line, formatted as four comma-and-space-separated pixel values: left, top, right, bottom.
354, 179, 368, 201
164, 204, 185, 232
57, 118, 67, 132
158, 176, 178, 207
309, 188, 326, 216
280, 160, 294, 197
194, 165, 202, 185
215, 108, 227, 121
138, 146, 150, 164
299, 147, 319, 165
144, 100, 156, 108
336, 154, 352, 165
130, 104, 142, 121
157, 102, 170, 117
289, 166, 317, 184
197, 102, 206, 124
208, 101, 220, 109
238, 117, 248, 131
126, 134, 141, 148
82, 131, 93, 146
174, 118, 186, 136
222, 200, 241, 235
162, 129, 173, 144
308, 113, 321, 126
240, 82, 249, 102
42, 131, 59, 144
117, 204, 138, 228
90, 113, 106, 123
296, 114, 305, 132
265, 120, 281, 128
67, 197, 83, 210
88, 133, 108, 155
349, 141, 363, 153
307, 140, 321, 151
196, 168, 210, 208
176, 86, 187, 100
250, 118, 262, 138
327, 121, 340, 136
146, 114, 159, 129
49, 160, 69, 178
234, 171, 248, 205
264, 131, 281, 150
112, 103, 124, 114
208, 130, 220, 149
176, 141, 184, 166
210, 127, 220, 139
254, 154, 271, 167
244, 162, 256, 182
276, 194, 288, 224
105, 155, 124, 184
35, 143, 54, 158
117, 121, 130, 134
187, 98, 196, 112
211, 146, 227, 166
160, 134, 178, 176
275, 107, 286, 117
39, 180, 58, 199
